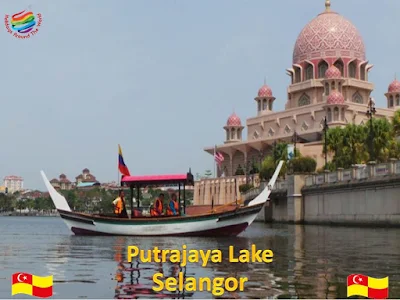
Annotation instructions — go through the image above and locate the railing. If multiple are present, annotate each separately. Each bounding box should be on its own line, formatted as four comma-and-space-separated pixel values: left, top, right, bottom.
242, 179, 287, 200
305, 159, 400, 186
195, 159, 400, 202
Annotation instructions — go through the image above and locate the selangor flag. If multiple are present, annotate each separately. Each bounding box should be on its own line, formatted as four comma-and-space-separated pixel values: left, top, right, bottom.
118, 144, 131, 176
11, 272, 53, 298
347, 274, 389, 299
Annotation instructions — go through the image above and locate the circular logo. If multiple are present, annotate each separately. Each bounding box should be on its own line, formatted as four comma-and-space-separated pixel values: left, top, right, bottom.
5, 9, 43, 39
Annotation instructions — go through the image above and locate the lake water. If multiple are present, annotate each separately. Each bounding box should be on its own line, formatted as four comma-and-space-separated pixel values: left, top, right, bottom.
0, 217, 399, 299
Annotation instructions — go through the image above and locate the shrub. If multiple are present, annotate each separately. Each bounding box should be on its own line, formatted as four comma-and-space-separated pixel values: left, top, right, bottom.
291, 156, 317, 173
259, 156, 275, 180
235, 165, 245, 175
239, 183, 254, 193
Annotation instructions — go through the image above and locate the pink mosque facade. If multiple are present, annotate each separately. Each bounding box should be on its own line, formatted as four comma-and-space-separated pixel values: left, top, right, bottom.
203, 0, 399, 178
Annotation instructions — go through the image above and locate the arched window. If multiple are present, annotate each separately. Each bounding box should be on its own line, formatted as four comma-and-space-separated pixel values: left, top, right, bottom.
318, 61, 328, 78
231, 129, 235, 139
397, 95, 400, 106
341, 108, 345, 121
226, 130, 229, 141
305, 64, 313, 80
389, 96, 394, 107
349, 62, 356, 78
338, 82, 342, 92
325, 82, 330, 95
268, 100, 272, 110
327, 108, 332, 122
263, 99, 267, 110
334, 107, 339, 121
352, 92, 363, 104
298, 93, 311, 106
332, 81, 336, 90
334, 60, 344, 76
257, 100, 261, 111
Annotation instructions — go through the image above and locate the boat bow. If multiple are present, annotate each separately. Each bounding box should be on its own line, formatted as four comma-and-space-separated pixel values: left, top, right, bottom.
247, 160, 284, 207
40, 170, 72, 212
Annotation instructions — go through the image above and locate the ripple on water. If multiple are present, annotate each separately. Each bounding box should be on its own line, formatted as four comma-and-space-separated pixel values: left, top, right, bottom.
0, 217, 399, 299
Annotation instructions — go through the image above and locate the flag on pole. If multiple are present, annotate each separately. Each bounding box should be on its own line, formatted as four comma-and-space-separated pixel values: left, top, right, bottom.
214, 146, 224, 168
118, 144, 131, 176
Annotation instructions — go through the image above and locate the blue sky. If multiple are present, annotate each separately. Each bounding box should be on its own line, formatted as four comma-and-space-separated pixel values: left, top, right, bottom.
1, 0, 400, 189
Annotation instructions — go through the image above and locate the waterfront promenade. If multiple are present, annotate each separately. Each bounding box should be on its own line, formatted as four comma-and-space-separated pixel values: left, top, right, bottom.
194, 159, 400, 226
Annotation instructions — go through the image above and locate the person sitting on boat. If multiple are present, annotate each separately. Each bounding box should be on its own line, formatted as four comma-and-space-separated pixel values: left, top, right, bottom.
166, 193, 179, 216
113, 190, 127, 218
150, 193, 164, 216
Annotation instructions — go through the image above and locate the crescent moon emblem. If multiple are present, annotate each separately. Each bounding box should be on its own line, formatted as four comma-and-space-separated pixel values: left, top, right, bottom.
17, 273, 23, 282
353, 275, 359, 284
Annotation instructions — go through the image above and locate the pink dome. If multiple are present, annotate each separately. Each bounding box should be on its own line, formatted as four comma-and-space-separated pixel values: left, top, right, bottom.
257, 84, 273, 98
388, 79, 400, 93
325, 65, 341, 79
327, 90, 345, 105
226, 113, 241, 126
293, 10, 365, 64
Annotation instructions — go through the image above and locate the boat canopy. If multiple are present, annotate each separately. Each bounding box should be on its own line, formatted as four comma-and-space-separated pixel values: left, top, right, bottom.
121, 171, 194, 187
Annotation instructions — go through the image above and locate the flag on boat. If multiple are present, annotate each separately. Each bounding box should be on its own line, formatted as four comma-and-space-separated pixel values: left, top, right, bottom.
214, 145, 224, 168
11, 272, 53, 298
347, 274, 389, 299
118, 144, 131, 176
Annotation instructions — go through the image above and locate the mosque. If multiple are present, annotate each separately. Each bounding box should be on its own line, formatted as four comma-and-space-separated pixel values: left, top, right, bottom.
203, 0, 398, 177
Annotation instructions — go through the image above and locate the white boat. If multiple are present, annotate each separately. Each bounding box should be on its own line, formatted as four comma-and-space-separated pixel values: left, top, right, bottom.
40, 161, 283, 237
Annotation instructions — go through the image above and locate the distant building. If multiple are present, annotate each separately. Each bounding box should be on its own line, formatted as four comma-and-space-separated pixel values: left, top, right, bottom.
19, 190, 44, 200
101, 181, 120, 191
50, 174, 73, 190
75, 168, 100, 189
3, 175, 23, 193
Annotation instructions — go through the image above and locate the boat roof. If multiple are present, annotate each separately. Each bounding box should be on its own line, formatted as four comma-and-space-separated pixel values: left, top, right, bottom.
121, 173, 194, 186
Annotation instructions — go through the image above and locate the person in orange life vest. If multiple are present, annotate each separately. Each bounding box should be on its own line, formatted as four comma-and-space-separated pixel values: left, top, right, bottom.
166, 193, 179, 216
151, 193, 164, 216
113, 190, 126, 217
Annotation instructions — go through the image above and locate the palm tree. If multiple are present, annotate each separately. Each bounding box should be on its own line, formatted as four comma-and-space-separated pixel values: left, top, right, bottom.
342, 124, 368, 166
392, 109, 400, 137
325, 127, 345, 167
372, 118, 394, 162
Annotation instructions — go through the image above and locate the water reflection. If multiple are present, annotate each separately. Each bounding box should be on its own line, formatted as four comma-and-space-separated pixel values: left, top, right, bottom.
1, 217, 399, 299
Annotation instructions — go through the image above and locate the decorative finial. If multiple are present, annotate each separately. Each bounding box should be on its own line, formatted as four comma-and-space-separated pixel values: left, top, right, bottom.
325, 0, 331, 12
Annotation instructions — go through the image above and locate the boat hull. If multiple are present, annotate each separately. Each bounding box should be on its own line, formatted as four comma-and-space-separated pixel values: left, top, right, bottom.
58, 203, 263, 237
40, 160, 284, 237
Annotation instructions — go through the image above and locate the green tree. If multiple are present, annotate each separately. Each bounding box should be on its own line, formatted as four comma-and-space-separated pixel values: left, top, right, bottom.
259, 156, 276, 181
392, 109, 400, 136
16, 200, 26, 213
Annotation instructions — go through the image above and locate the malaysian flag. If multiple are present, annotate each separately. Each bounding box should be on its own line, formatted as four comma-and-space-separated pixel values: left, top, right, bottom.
214, 145, 224, 168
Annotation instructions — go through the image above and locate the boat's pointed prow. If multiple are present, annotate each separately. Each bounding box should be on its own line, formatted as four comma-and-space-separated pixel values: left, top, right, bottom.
247, 160, 284, 207
40, 170, 71, 212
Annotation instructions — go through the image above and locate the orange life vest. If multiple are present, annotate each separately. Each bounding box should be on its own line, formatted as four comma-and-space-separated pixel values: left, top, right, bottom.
166, 199, 179, 216
151, 198, 163, 216
114, 197, 123, 214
